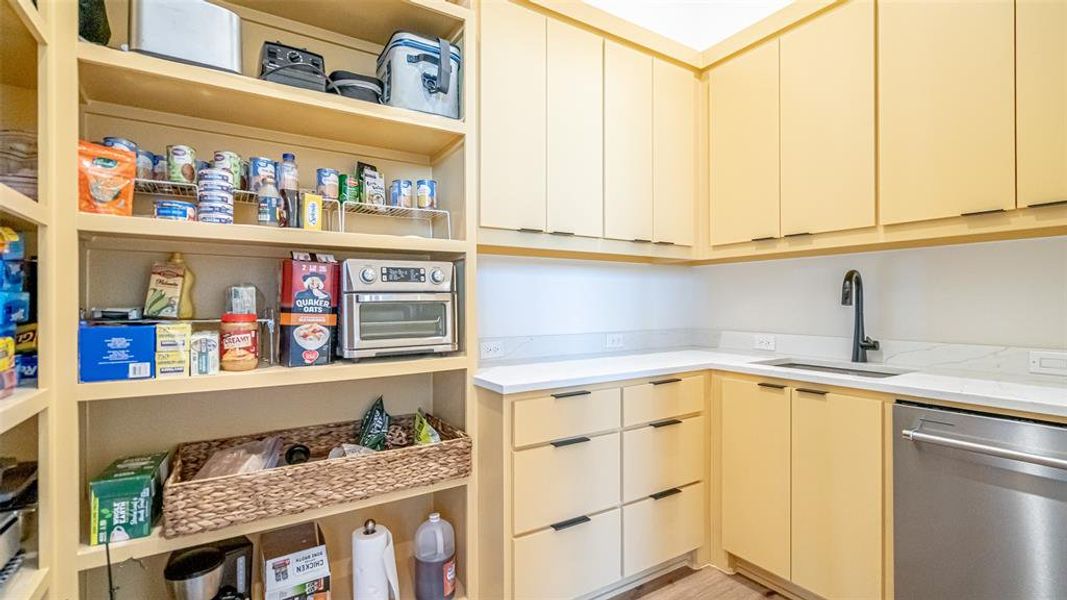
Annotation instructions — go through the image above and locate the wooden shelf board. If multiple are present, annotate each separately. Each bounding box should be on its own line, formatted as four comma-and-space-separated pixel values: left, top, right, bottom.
76, 477, 470, 571
0, 388, 47, 436
1, 564, 48, 600
226, 0, 469, 45
0, 184, 46, 228
76, 354, 470, 402
77, 212, 469, 255
77, 43, 466, 157
0, 0, 39, 89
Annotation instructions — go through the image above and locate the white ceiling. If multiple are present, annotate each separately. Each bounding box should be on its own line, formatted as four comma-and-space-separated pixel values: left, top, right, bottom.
582, 0, 795, 51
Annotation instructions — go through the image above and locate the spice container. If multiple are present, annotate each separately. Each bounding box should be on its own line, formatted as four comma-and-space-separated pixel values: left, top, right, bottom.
220, 313, 258, 371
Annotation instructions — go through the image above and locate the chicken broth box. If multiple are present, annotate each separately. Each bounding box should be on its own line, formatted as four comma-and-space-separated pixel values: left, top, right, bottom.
280, 252, 338, 367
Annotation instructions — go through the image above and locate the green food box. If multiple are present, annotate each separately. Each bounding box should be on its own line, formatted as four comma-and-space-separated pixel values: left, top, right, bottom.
89, 451, 170, 545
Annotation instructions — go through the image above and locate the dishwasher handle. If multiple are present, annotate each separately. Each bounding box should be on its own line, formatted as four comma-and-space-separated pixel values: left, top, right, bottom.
902, 428, 1067, 471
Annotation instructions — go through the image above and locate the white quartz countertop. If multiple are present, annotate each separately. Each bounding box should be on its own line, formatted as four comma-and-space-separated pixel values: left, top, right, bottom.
474, 349, 1067, 418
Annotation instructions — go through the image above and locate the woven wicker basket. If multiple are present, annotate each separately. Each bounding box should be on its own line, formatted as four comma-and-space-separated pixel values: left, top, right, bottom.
161, 413, 470, 538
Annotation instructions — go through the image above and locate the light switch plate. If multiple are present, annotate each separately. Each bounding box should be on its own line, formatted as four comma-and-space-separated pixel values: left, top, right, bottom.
605, 334, 624, 350
754, 334, 776, 351
1029, 351, 1067, 376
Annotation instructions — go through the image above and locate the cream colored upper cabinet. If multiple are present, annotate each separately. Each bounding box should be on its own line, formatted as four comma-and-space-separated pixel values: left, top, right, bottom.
780, 0, 875, 236
878, 0, 1015, 224
604, 41, 654, 242
480, 0, 546, 231
709, 40, 780, 245
721, 376, 791, 580
1018, 0, 1067, 208
791, 389, 883, 600
547, 20, 604, 237
652, 59, 696, 246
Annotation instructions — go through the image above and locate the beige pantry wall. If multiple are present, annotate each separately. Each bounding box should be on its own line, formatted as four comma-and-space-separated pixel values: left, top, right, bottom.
478, 236, 1067, 355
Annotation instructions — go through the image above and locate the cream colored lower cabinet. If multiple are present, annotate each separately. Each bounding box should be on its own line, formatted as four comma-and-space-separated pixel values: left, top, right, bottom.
623, 415, 704, 502
624, 482, 705, 577
513, 509, 622, 599
623, 375, 704, 426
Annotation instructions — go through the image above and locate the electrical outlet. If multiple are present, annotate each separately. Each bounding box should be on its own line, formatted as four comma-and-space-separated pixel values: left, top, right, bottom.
1030, 351, 1067, 376
605, 334, 624, 350
754, 334, 776, 351
480, 341, 504, 359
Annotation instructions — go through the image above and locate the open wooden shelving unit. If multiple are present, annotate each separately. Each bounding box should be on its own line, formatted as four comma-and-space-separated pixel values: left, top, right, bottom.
38, 0, 481, 597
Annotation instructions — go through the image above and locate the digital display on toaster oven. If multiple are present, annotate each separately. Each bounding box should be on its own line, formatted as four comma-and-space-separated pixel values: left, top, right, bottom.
381, 267, 425, 283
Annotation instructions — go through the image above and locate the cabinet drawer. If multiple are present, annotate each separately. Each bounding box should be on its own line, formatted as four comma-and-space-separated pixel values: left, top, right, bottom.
513, 508, 622, 599
512, 387, 621, 448
623, 482, 705, 577
623, 415, 704, 502
623, 375, 703, 426
513, 432, 621, 535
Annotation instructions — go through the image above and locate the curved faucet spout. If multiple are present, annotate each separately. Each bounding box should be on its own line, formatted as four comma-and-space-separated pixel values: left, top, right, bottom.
841, 270, 878, 362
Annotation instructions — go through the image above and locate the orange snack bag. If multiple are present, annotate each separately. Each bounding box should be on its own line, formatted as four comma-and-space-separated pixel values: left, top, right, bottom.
78, 140, 135, 215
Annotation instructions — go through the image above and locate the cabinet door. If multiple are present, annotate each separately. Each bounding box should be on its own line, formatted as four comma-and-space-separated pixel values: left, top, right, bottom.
791, 389, 883, 599
721, 377, 790, 579
604, 41, 653, 242
480, 0, 546, 231
547, 20, 603, 237
879, 0, 1014, 224
1018, 0, 1067, 208
709, 40, 780, 245
652, 58, 696, 246
780, 0, 875, 236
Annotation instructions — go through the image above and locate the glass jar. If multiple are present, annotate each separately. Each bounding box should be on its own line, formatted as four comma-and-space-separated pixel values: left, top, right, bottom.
220, 313, 258, 371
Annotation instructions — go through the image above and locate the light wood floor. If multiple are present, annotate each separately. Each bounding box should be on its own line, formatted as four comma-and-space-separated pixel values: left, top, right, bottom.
635, 567, 783, 600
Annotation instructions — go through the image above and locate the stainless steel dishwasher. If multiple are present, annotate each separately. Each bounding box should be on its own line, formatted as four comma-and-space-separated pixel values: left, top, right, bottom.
894, 402, 1067, 600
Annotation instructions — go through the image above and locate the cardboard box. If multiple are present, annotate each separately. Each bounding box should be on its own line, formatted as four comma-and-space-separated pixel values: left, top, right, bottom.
156, 322, 192, 352
78, 324, 155, 382
279, 253, 338, 367
89, 452, 170, 545
260, 523, 331, 600
155, 351, 189, 378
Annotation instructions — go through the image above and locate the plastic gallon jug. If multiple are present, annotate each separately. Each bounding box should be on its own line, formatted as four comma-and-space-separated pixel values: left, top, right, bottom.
414, 512, 456, 600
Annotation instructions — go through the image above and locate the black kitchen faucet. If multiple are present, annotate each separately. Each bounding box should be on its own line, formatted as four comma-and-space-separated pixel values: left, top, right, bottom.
841, 269, 880, 363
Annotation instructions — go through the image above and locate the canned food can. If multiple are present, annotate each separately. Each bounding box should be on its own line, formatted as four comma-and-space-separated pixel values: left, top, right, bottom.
197, 181, 235, 196
388, 180, 413, 208
212, 151, 242, 180
249, 157, 276, 193
338, 173, 354, 204
239, 160, 250, 191
196, 201, 234, 215
197, 191, 235, 206
198, 212, 234, 224
167, 145, 197, 183
152, 154, 167, 180
102, 137, 138, 155
416, 179, 437, 208
196, 168, 235, 186
316, 168, 339, 199
154, 200, 197, 221
135, 150, 154, 180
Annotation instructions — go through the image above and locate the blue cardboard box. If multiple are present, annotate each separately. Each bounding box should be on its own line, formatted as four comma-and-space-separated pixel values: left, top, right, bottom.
16, 353, 37, 387
78, 324, 155, 382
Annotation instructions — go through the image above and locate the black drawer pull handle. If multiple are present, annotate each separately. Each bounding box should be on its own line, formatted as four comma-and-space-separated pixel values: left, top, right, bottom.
796, 388, 828, 396
550, 436, 590, 448
518, 227, 544, 233
650, 418, 682, 428
550, 515, 591, 531
650, 488, 682, 501
551, 390, 591, 399
632, 238, 652, 243
751, 236, 776, 242
550, 230, 575, 236
650, 378, 682, 386
784, 232, 812, 237
1028, 199, 1067, 209
653, 241, 675, 245
758, 382, 786, 390
960, 208, 1006, 217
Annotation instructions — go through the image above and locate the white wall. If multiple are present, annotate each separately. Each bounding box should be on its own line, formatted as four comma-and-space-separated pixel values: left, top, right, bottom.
694, 236, 1067, 349
477, 256, 699, 338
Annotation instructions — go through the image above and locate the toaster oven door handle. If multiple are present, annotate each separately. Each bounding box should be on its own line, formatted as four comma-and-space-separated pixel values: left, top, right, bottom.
354, 293, 455, 303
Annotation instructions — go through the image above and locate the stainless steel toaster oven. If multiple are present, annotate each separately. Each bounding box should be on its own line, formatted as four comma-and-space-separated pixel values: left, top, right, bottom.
338, 259, 457, 359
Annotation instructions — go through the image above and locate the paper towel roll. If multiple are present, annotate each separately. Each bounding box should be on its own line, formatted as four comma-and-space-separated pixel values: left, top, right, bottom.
353, 520, 400, 600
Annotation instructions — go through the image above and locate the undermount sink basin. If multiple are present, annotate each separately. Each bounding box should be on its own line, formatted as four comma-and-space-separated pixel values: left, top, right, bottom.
756, 358, 910, 379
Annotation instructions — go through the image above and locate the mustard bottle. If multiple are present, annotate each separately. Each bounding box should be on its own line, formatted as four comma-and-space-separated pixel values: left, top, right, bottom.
169, 252, 195, 319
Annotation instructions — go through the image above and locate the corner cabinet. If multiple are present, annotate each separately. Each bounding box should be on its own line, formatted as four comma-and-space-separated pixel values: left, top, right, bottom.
719, 375, 884, 598
480, 0, 546, 231
477, 374, 707, 599
878, 0, 1015, 223
1017, 0, 1067, 209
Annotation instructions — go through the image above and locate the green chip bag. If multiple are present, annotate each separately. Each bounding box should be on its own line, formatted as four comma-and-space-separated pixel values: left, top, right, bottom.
414, 409, 441, 445
358, 396, 390, 451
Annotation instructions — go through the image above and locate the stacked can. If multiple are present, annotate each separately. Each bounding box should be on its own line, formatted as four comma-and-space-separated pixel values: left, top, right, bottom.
416, 179, 437, 208
196, 168, 235, 224
389, 179, 413, 208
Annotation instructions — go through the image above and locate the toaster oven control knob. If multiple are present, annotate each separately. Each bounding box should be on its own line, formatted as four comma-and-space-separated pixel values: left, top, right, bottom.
359, 267, 377, 284
430, 268, 446, 284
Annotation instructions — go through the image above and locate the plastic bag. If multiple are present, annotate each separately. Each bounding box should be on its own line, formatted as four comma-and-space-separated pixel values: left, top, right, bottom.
413, 409, 441, 445
78, 140, 135, 216
327, 443, 377, 459
358, 396, 390, 451
193, 436, 282, 480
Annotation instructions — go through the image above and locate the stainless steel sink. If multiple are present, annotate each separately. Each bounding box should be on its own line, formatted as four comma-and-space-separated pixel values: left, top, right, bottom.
756, 358, 910, 379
